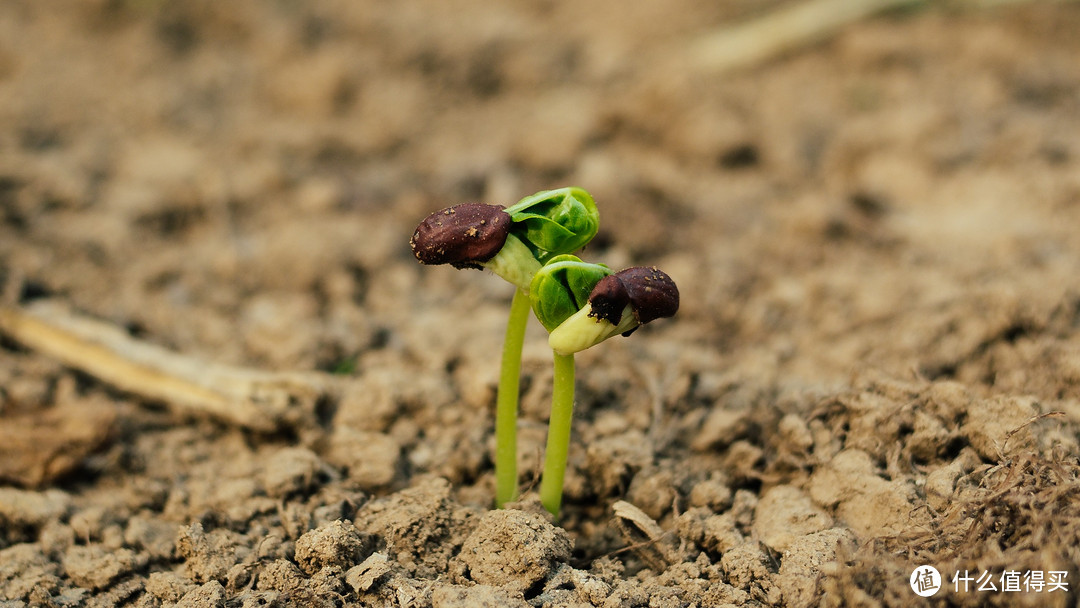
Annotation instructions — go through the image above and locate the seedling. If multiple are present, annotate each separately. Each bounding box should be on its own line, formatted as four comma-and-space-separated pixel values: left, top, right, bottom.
410, 188, 678, 518
530, 259, 679, 517
411, 188, 599, 507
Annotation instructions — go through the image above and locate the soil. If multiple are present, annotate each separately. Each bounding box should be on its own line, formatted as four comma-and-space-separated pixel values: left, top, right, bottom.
2, 1, 1080, 607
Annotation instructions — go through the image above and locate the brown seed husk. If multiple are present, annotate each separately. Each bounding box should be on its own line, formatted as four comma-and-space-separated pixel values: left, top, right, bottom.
607, 266, 680, 325
587, 274, 631, 325
410, 204, 511, 268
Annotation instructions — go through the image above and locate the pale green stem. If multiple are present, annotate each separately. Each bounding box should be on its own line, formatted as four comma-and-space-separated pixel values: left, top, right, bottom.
483, 234, 542, 292
495, 288, 531, 508
540, 351, 576, 518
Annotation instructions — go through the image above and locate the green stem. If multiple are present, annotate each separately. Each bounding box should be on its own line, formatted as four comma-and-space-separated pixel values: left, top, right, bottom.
540, 351, 576, 518
495, 288, 531, 508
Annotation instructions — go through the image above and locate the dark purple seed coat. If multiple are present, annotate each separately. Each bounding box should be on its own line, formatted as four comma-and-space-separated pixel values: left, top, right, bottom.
588, 266, 679, 325
587, 274, 630, 325
410, 203, 512, 268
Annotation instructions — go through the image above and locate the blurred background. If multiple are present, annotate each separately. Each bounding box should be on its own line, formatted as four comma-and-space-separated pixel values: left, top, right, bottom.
0, 0, 1077, 416
2, 0, 1078, 386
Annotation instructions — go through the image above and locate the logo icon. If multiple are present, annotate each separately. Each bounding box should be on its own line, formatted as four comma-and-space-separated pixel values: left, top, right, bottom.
911, 566, 942, 597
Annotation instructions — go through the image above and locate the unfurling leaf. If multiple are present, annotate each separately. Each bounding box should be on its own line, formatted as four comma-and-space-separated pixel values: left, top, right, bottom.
505, 187, 599, 260
529, 255, 612, 332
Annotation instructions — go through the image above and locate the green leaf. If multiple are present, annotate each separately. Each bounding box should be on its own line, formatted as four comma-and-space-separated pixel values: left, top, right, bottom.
329, 357, 358, 375
529, 254, 611, 332
504, 187, 599, 260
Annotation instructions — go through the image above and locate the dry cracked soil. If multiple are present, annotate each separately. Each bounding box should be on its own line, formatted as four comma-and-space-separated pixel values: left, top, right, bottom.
2, 1, 1080, 607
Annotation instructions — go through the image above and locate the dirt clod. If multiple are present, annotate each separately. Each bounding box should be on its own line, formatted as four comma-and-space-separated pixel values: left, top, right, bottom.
776, 528, 856, 608
324, 428, 401, 489
260, 447, 326, 499
345, 551, 392, 593
807, 449, 930, 538
721, 541, 774, 592
62, 544, 146, 591
176, 580, 226, 608
145, 571, 196, 603
431, 583, 531, 608
294, 520, 370, 576
752, 485, 832, 553
0, 488, 70, 545
175, 523, 250, 584
456, 508, 573, 594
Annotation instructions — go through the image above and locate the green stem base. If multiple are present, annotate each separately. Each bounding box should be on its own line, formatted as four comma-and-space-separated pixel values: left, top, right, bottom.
495, 289, 531, 508
540, 351, 575, 518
